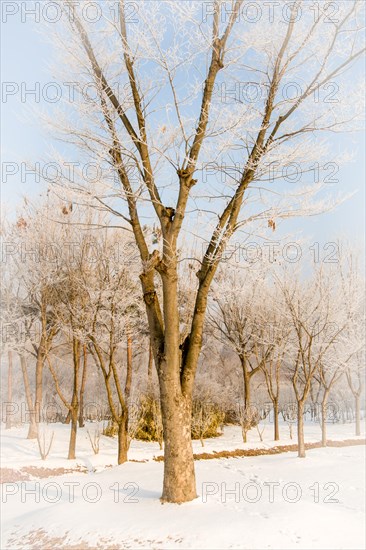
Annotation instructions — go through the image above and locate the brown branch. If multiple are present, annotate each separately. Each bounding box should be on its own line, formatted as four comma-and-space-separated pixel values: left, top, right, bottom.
47, 356, 71, 412
68, 2, 140, 147
172, 1, 243, 237
119, 0, 164, 221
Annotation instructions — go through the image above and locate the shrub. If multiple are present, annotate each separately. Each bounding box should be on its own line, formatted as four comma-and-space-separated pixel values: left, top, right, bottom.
134, 395, 163, 448
102, 419, 119, 437
191, 400, 225, 445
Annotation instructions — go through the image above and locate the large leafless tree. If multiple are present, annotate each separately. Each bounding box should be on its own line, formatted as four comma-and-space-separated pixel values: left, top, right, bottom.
41, 0, 366, 501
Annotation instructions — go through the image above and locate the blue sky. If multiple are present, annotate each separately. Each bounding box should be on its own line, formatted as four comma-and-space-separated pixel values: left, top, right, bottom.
1, 6, 365, 249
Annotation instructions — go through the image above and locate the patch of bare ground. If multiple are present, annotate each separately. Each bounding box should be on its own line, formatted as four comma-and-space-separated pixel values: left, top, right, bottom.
6, 529, 182, 549
6, 530, 121, 549
0, 465, 88, 483
153, 438, 366, 461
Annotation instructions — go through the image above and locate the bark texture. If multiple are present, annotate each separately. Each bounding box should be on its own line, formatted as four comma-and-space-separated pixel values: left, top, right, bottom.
6, 350, 13, 429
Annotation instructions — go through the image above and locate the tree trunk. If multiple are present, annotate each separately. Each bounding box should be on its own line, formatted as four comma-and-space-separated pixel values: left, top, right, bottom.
147, 340, 153, 390
117, 412, 128, 465
355, 394, 361, 436
125, 333, 132, 399
27, 417, 38, 439
147, 259, 197, 504
68, 407, 78, 460
241, 358, 251, 410
6, 350, 13, 429
160, 389, 196, 503
240, 359, 251, 444
30, 344, 45, 439
297, 401, 306, 458
19, 355, 38, 438
78, 345, 88, 428
321, 390, 330, 446
68, 338, 80, 459
273, 398, 279, 441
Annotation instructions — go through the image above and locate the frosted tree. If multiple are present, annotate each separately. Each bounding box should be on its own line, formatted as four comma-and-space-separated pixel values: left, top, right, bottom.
0, 256, 19, 429
277, 262, 352, 457
83, 233, 142, 463
339, 251, 366, 437
39, 0, 365, 501
346, 364, 365, 436
209, 266, 270, 421
258, 292, 291, 442
3, 202, 62, 438
39, 201, 142, 462
315, 253, 364, 445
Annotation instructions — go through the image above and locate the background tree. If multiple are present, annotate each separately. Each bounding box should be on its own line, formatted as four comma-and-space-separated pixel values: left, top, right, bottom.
85, 234, 141, 464
278, 263, 349, 457
209, 267, 268, 417
4, 203, 61, 438
346, 363, 365, 436
259, 297, 291, 442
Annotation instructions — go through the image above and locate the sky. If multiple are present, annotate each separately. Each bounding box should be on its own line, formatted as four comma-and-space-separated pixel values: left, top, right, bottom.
1, 2, 365, 255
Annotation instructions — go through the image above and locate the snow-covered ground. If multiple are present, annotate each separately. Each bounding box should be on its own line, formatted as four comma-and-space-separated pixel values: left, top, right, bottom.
1, 421, 365, 549
1, 419, 364, 470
